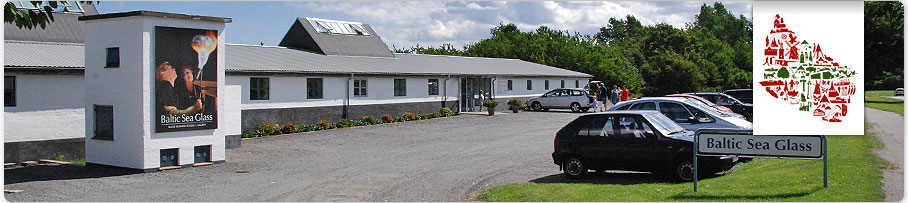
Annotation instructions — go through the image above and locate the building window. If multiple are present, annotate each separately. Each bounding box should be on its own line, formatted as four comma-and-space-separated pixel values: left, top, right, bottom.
353, 79, 367, 97
575, 80, 579, 88
561, 80, 565, 88
428, 79, 439, 95
507, 80, 513, 91
5, 76, 15, 107
106, 47, 119, 68
160, 148, 179, 167
250, 77, 269, 100
545, 80, 550, 90
307, 78, 323, 99
93, 105, 113, 141
394, 79, 406, 96
194, 145, 211, 163
527, 80, 532, 90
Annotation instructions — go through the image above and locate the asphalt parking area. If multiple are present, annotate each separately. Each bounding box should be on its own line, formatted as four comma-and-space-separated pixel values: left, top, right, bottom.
4, 110, 665, 202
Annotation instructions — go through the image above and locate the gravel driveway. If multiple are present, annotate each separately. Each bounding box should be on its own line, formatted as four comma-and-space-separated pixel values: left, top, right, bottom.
865, 107, 904, 202
6, 110, 600, 202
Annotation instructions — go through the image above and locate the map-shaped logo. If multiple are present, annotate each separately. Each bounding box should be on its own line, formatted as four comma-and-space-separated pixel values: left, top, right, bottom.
759, 14, 857, 122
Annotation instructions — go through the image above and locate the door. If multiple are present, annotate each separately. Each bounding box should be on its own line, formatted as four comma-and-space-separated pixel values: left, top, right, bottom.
460, 78, 493, 112
575, 115, 620, 170
613, 115, 657, 170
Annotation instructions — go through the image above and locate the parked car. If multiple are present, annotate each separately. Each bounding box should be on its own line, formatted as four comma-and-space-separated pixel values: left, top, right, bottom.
666, 94, 734, 113
896, 88, 904, 96
528, 88, 594, 112
684, 92, 753, 121
608, 97, 751, 131
723, 89, 753, 104
552, 110, 738, 181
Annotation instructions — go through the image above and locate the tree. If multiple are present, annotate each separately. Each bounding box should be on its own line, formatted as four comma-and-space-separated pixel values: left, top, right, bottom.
4, 1, 94, 30
865, 1, 904, 90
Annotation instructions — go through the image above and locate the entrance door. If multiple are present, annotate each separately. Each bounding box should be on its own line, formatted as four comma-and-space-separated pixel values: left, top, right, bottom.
461, 78, 492, 112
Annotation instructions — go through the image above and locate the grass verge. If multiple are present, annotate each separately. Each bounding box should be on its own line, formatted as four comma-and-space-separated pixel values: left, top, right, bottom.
477, 132, 885, 201
865, 90, 903, 115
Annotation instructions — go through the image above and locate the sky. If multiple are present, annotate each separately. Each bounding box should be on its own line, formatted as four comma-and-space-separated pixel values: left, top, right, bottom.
98, 1, 752, 50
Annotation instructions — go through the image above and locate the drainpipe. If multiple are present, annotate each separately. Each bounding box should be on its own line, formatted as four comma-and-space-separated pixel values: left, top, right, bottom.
443, 75, 450, 108
491, 77, 497, 100
344, 74, 352, 120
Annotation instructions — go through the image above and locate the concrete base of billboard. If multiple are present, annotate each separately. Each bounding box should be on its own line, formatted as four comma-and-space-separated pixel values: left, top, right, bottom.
5, 138, 84, 164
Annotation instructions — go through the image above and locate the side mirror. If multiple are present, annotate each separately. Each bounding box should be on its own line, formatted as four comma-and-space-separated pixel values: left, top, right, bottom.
687, 117, 699, 124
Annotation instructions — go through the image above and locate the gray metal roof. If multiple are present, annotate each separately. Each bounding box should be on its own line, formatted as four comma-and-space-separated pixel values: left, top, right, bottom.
3, 41, 591, 78
4, 40, 84, 68
4, 3, 98, 43
226, 44, 591, 77
278, 18, 396, 58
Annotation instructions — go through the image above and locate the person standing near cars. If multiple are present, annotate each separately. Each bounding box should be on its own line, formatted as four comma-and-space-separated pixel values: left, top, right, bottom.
591, 84, 602, 112
478, 89, 485, 112
621, 85, 630, 101
611, 85, 621, 105
598, 82, 607, 111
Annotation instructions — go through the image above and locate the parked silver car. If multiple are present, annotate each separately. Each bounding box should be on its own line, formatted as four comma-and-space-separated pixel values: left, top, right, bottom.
607, 97, 751, 131
528, 88, 594, 113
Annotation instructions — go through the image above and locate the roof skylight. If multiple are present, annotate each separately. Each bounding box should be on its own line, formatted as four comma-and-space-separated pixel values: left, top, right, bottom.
306, 17, 370, 36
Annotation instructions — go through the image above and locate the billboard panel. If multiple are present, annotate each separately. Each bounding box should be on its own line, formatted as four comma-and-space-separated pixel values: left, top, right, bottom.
154, 26, 219, 133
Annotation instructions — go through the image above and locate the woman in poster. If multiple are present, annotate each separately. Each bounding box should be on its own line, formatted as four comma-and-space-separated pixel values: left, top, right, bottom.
156, 62, 203, 116
175, 66, 202, 111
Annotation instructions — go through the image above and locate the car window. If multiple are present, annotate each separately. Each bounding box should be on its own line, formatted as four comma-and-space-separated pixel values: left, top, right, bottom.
629, 102, 656, 110
572, 90, 584, 96
545, 90, 559, 97
615, 116, 652, 139
578, 115, 611, 137
616, 104, 631, 110
659, 102, 694, 123
560, 89, 571, 96
700, 95, 718, 103
685, 104, 715, 123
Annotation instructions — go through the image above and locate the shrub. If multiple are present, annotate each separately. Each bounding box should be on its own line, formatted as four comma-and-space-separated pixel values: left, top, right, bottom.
507, 98, 523, 107
282, 122, 299, 133
381, 114, 394, 123
430, 113, 440, 118
421, 113, 431, 120
300, 125, 311, 132
339, 118, 356, 127
241, 130, 259, 138
361, 115, 376, 124
259, 121, 280, 136
439, 107, 453, 115
482, 100, 499, 108
316, 120, 331, 129
402, 112, 416, 121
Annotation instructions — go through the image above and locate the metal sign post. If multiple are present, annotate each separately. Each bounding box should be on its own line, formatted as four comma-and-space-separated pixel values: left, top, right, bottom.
692, 129, 827, 192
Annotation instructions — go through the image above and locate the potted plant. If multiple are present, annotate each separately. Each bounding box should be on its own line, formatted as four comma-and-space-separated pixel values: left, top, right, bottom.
482, 100, 499, 115
507, 98, 523, 113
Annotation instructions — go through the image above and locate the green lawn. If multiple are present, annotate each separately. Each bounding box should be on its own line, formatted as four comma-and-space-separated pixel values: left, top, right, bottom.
477, 130, 886, 201
865, 90, 904, 115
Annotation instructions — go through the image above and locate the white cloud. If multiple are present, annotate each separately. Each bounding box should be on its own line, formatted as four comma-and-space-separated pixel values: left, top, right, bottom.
290, 1, 752, 49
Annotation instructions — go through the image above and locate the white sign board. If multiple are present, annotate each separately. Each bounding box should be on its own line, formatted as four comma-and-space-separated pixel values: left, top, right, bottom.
697, 134, 823, 158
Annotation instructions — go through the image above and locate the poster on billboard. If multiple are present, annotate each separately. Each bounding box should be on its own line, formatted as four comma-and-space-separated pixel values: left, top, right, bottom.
154, 26, 218, 133
752, 1, 864, 135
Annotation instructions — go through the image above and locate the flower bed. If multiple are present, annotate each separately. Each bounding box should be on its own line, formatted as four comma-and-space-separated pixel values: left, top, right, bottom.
241, 108, 462, 138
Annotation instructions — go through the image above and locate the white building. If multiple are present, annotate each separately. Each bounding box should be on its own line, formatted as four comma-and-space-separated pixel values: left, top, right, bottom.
4, 9, 592, 164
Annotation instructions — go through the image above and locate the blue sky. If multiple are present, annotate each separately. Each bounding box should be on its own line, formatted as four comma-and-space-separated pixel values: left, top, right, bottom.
98, 1, 751, 50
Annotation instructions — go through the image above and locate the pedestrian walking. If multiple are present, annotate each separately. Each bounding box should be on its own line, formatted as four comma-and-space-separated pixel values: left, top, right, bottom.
621, 85, 630, 101
591, 84, 601, 112
598, 82, 607, 111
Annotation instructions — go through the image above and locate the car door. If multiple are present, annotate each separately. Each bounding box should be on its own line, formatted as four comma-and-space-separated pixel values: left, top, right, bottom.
539, 90, 559, 108
613, 115, 656, 169
557, 89, 572, 107
574, 115, 620, 169
657, 101, 699, 130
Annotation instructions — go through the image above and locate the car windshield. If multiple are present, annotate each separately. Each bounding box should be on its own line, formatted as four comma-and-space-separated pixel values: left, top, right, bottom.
643, 113, 685, 135
682, 98, 738, 117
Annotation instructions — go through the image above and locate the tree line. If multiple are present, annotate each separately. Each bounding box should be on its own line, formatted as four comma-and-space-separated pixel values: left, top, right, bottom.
397, 2, 904, 95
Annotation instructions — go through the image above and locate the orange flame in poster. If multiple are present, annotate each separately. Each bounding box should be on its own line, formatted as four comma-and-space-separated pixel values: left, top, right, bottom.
191, 31, 217, 71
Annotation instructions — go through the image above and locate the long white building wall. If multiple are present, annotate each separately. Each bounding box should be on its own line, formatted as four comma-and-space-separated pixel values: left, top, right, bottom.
493, 77, 591, 99
227, 75, 459, 109
4, 74, 86, 142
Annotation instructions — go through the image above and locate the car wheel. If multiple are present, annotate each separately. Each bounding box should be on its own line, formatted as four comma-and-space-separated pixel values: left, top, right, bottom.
671, 159, 694, 182
562, 156, 587, 179
570, 103, 581, 113
532, 102, 542, 111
